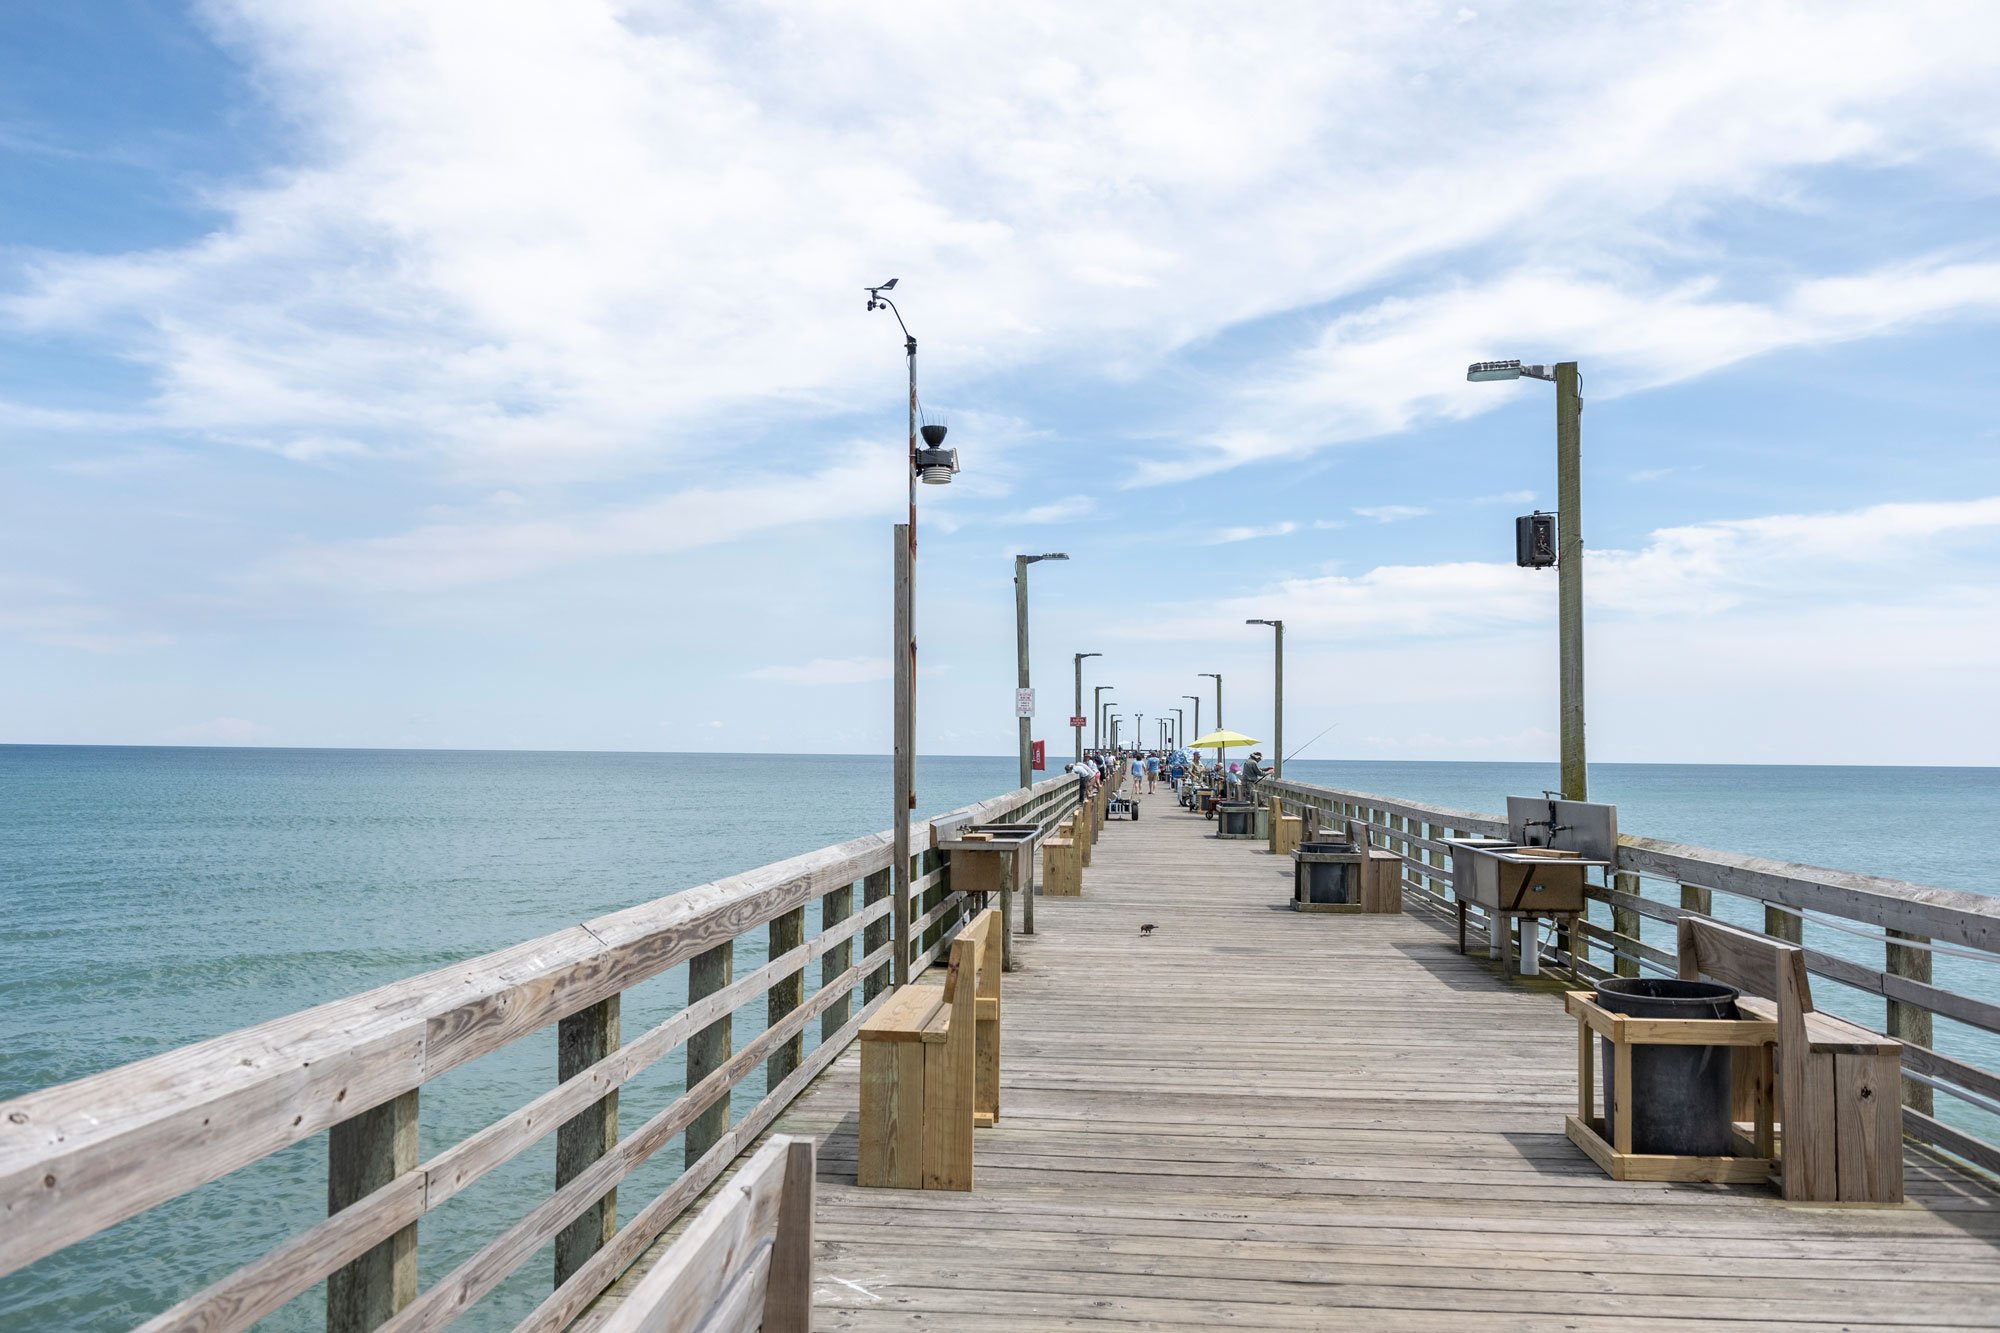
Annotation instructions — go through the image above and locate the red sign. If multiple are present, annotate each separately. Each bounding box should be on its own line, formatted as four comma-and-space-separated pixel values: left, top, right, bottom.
1031, 740, 1046, 771
1068, 715, 1088, 727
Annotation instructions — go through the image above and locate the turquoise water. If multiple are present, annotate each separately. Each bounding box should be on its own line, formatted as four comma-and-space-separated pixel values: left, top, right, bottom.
3, 748, 1998, 1328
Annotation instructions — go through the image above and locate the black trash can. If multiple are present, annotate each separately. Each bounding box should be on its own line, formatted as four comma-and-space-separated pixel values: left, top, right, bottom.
1295, 841, 1357, 904
1596, 978, 1741, 1156
1217, 802, 1254, 836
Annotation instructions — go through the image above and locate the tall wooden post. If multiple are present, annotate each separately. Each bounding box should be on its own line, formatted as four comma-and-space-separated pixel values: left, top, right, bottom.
1887, 929, 1934, 1115
1272, 622, 1284, 778
892, 522, 914, 988
554, 997, 619, 1288
822, 881, 854, 1041
327, 1090, 418, 1332
686, 941, 733, 1166
768, 906, 805, 1088
1555, 361, 1587, 801
1015, 555, 1033, 792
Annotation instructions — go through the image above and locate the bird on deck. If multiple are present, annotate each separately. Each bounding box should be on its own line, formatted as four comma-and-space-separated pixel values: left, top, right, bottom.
1139, 923, 1156, 937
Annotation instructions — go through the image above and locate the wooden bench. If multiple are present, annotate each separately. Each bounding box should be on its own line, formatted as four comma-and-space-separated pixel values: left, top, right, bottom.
1680, 917, 1903, 1203
858, 909, 1002, 1190
594, 1135, 813, 1333
1268, 796, 1301, 857
1043, 822, 1082, 896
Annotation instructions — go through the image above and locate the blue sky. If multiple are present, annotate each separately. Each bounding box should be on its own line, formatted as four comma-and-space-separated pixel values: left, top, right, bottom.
3, 0, 1998, 763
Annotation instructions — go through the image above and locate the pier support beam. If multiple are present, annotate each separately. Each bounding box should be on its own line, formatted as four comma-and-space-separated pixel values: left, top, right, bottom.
687, 941, 733, 1166
555, 997, 619, 1288
327, 1090, 418, 1333
1887, 929, 1934, 1115
822, 881, 854, 1041
768, 906, 805, 1088
862, 868, 893, 1003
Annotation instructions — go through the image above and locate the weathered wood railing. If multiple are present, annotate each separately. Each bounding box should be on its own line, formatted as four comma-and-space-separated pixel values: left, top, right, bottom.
1265, 778, 2000, 1182
0, 774, 1080, 1332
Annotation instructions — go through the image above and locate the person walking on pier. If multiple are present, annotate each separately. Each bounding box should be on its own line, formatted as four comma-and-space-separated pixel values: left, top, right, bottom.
1145, 752, 1160, 794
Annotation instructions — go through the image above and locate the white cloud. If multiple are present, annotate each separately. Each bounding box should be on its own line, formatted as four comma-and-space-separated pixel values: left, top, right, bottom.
0, 574, 174, 653
264, 442, 902, 591
1128, 494, 2000, 644
1353, 505, 1430, 523
745, 656, 891, 684
5, 0, 1996, 487
1478, 490, 1536, 505
1205, 521, 1298, 544
1009, 495, 1095, 524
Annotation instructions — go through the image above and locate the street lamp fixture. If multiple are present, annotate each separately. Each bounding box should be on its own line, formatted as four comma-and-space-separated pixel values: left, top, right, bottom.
1467, 359, 1556, 383
1093, 686, 1114, 750
1182, 695, 1201, 756
1467, 355, 1586, 799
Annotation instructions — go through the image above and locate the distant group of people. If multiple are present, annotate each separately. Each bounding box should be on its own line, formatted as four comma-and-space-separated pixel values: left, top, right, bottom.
1064, 746, 1267, 808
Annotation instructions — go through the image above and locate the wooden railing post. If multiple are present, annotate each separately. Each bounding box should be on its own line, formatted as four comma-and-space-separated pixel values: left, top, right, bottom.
1766, 903, 1803, 945
768, 905, 806, 1089
822, 880, 855, 1042
1680, 882, 1711, 916
862, 867, 892, 1003
1611, 871, 1642, 977
686, 941, 733, 1166
1887, 929, 1935, 1115
555, 996, 619, 1288
327, 1089, 418, 1333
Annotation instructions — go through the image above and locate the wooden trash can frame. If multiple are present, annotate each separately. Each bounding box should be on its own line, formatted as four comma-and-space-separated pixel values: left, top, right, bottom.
1566, 916, 1903, 1204
858, 909, 1002, 1191
1291, 818, 1402, 913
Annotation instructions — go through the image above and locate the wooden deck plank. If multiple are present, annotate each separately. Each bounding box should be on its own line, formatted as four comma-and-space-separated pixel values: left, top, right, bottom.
599, 796, 2000, 1331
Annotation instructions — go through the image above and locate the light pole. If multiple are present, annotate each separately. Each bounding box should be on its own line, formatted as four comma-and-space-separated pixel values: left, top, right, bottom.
1172, 707, 1184, 749
1183, 695, 1201, 758
1135, 712, 1144, 751
1013, 553, 1068, 790
869, 278, 961, 988
1093, 687, 1113, 751
1073, 652, 1100, 763
1198, 672, 1222, 769
1246, 619, 1283, 779
1467, 358, 1586, 800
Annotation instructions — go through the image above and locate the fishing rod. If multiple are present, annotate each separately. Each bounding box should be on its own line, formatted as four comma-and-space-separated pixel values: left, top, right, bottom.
1284, 721, 1339, 765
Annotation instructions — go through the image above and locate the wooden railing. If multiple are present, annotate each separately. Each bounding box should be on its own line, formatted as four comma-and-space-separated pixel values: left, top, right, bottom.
0, 774, 1080, 1333
1264, 778, 2000, 1183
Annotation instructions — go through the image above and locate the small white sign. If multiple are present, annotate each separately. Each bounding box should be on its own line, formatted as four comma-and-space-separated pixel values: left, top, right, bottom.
1015, 688, 1036, 718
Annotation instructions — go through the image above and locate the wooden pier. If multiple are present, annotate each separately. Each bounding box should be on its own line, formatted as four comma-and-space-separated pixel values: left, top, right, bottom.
603, 791, 2000, 1331
8, 770, 2000, 1331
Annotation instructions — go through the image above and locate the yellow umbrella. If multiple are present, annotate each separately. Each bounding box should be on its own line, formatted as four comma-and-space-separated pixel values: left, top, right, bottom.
1188, 729, 1260, 773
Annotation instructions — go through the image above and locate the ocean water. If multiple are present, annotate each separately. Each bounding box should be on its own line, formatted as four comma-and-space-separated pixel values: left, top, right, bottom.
3, 747, 1998, 1329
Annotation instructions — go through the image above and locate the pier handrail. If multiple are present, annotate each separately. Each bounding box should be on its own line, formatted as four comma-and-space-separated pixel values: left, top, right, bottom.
1264, 777, 2000, 1183
0, 773, 1080, 1332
